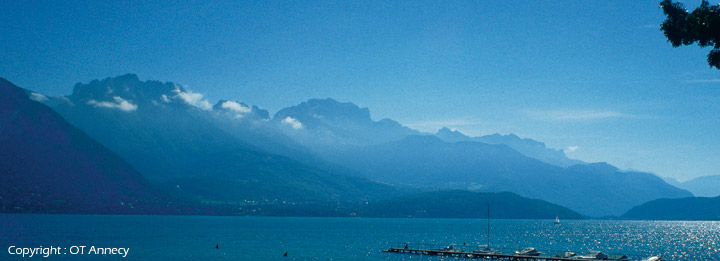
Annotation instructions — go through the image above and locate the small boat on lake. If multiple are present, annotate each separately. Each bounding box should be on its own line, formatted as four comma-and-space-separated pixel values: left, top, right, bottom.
431, 245, 455, 251
555, 216, 560, 224
472, 245, 500, 255
515, 247, 542, 256
576, 250, 609, 259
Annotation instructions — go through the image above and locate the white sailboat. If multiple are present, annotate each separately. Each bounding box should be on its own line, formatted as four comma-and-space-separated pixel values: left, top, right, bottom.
554, 216, 560, 224
474, 203, 501, 254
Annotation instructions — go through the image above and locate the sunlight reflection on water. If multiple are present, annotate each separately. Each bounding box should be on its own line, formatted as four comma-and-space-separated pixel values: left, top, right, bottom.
0, 215, 718, 260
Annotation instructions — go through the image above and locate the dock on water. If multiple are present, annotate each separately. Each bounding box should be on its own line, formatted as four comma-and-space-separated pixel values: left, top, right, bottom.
384, 248, 579, 260
382, 243, 634, 261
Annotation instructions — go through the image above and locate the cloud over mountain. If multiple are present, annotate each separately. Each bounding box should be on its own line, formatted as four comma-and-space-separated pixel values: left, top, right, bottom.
221, 100, 251, 114
173, 86, 211, 110
88, 96, 138, 111
282, 116, 303, 129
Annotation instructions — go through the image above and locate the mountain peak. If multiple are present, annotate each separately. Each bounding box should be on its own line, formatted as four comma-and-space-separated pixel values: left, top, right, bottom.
115, 73, 141, 82
437, 127, 455, 133
273, 98, 419, 146
275, 98, 372, 124
435, 127, 471, 142
307, 97, 340, 104
71, 74, 174, 103
68, 74, 213, 111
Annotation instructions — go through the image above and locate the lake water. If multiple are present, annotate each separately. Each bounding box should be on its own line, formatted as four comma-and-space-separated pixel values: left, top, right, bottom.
1, 214, 718, 260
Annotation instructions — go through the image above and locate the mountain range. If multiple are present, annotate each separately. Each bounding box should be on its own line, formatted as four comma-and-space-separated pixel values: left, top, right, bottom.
0, 77, 200, 214
1, 74, 703, 218
435, 127, 585, 167
268, 97, 690, 216
43, 74, 397, 204
321, 135, 690, 217
663, 175, 720, 197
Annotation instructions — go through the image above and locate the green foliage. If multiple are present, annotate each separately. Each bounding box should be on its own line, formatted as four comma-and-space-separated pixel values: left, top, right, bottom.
660, 0, 720, 69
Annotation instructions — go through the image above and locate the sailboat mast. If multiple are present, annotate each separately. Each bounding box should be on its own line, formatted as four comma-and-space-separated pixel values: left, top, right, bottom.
487, 203, 490, 249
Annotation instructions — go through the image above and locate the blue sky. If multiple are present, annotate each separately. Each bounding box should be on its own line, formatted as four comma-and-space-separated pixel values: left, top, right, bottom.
1, 1, 719, 181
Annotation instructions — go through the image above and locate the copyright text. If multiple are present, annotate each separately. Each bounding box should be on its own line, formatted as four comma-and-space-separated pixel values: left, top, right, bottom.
8, 246, 129, 258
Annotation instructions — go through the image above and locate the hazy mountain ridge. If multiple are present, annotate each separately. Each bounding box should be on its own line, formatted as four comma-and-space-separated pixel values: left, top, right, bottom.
323, 135, 691, 217
436, 127, 585, 167
271, 97, 690, 217
43, 74, 398, 204
273, 98, 421, 149
663, 175, 720, 197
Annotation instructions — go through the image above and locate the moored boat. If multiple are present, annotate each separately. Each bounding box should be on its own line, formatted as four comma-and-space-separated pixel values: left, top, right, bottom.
472, 245, 501, 255
515, 247, 542, 256
576, 250, 608, 259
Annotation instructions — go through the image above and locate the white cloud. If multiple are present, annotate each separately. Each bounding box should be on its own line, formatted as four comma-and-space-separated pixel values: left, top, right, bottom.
87, 96, 138, 112
565, 146, 579, 153
282, 116, 303, 129
684, 79, 720, 84
29, 92, 48, 102
221, 100, 251, 113
198, 100, 212, 110
160, 94, 170, 103
528, 110, 631, 121
172, 85, 211, 110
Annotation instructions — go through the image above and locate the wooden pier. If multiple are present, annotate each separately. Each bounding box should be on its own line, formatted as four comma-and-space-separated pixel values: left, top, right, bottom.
383, 247, 585, 260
